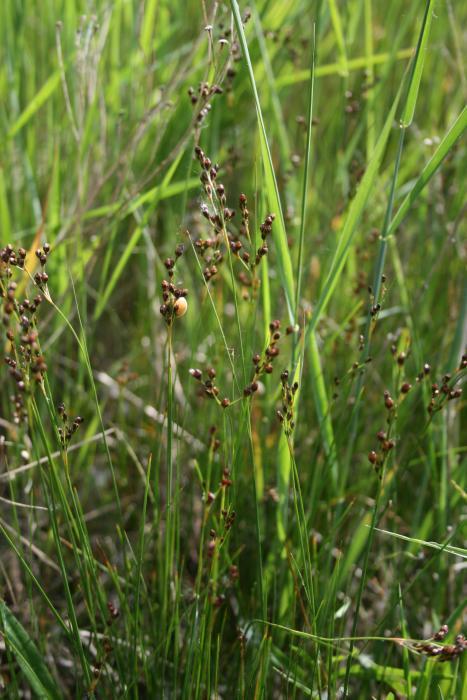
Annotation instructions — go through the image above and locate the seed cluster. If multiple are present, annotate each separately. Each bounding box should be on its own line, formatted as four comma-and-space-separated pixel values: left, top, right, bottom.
159, 245, 188, 326
1, 243, 51, 424
426, 357, 465, 415
205, 433, 236, 575
116, 361, 139, 387
57, 402, 84, 447
388, 345, 465, 415
367, 275, 388, 319
245, 319, 282, 393
276, 369, 299, 436
367, 427, 395, 472
367, 347, 466, 473
188, 81, 223, 125
193, 146, 275, 299
401, 625, 467, 663
207, 506, 236, 555
1, 243, 27, 270
189, 320, 282, 408
212, 13, 245, 91
367, 386, 397, 474
107, 599, 119, 622
189, 366, 221, 402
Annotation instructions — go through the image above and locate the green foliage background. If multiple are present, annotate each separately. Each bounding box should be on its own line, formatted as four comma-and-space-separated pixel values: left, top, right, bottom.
0, 1, 465, 697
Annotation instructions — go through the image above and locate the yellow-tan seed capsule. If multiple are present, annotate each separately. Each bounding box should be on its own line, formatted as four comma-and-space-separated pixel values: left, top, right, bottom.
174, 297, 187, 318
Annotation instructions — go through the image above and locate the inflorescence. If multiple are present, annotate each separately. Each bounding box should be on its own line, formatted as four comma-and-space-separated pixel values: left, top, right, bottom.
1, 243, 50, 424
159, 244, 188, 327
189, 320, 283, 409
193, 146, 276, 299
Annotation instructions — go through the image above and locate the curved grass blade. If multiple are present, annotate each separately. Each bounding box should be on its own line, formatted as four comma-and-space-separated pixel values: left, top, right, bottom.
305, 84, 401, 340
8, 71, 61, 138
230, 0, 295, 323
93, 150, 188, 320
328, 0, 348, 76
0, 600, 61, 699
387, 106, 467, 237
373, 528, 467, 559
276, 48, 414, 87
308, 332, 338, 489
400, 0, 435, 128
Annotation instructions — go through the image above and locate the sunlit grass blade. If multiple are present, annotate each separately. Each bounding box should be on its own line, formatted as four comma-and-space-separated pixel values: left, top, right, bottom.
373, 528, 467, 559
8, 71, 61, 137
230, 0, 295, 322
400, 0, 435, 128
387, 106, 467, 236
276, 48, 414, 87
328, 0, 348, 76
305, 84, 401, 339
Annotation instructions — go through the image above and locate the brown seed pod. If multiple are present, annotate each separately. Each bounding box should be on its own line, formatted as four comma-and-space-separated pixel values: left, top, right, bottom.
174, 297, 188, 318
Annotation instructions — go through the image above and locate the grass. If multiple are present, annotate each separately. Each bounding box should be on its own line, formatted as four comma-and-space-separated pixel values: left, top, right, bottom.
0, 0, 466, 697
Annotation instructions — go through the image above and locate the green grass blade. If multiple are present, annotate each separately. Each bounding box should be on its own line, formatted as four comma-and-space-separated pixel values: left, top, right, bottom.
93, 224, 143, 320
82, 178, 199, 222
276, 48, 414, 87
140, 0, 159, 55
364, 0, 376, 157
308, 332, 338, 490
400, 0, 435, 128
295, 12, 319, 318
0, 524, 70, 638
8, 71, 61, 138
0, 600, 61, 699
373, 528, 467, 559
93, 158, 188, 320
230, 0, 295, 322
328, 0, 348, 76
388, 106, 467, 236
305, 84, 401, 338
0, 168, 12, 244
